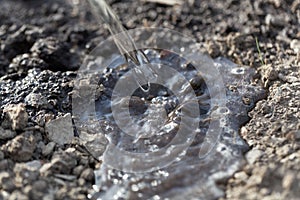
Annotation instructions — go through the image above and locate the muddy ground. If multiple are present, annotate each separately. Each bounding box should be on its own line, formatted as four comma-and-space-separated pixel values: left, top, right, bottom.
0, 0, 299, 199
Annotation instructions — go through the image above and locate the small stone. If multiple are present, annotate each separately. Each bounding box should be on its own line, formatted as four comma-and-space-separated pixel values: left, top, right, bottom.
234, 171, 248, 180
245, 148, 264, 164
40, 151, 77, 174
8, 54, 48, 73
265, 14, 289, 27
79, 129, 108, 159
9, 190, 29, 200
276, 144, 292, 157
260, 187, 271, 195
25, 92, 48, 108
0, 172, 15, 191
259, 64, 278, 86
2, 132, 36, 162
73, 165, 84, 176
45, 113, 74, 145
29, 180, 48, 200
2, 103, 28, 131
42, 142, 56, 156
78, 178, 86, 186
0, 127, 16, 140
290, 39, 300, 53
80, 168, 95, 182
282, 172, 295, 189
0, 159, 14, 171
25, 160, 42, 171
14, 162, 40, 185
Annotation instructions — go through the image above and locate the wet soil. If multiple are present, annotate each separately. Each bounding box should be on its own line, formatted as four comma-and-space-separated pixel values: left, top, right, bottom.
0, 0, 299, 199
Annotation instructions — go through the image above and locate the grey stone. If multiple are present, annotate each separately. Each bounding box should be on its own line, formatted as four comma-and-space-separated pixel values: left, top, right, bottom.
72, 165, 84, 177
42, 142, 56, 157
80, 168, 95, 182
0, 172, 15, 191
245, 149, 264, 165
40, 151, 77, 174
45, 113, 74, 145
9, 190, 29, 200
25, 92, 48, 108
0, 127, 16, 140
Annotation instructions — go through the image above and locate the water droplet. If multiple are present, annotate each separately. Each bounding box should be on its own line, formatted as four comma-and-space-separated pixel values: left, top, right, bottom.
231, 67, 245, 75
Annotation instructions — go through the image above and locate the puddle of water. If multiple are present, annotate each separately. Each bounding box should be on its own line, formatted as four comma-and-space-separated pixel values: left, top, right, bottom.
72, 28, 266, 199
82, 50, 265, 199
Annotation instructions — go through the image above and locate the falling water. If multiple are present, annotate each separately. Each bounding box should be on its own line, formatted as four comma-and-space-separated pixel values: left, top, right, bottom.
87, 0, 157, 91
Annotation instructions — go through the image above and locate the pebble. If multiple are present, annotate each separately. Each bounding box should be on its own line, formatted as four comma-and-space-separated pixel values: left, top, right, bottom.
25, 160, 42, 171
234, 171, 248, 180
42, 142, 56, 157
73, 165, 85, 177
282, 172, 295, 189
14, 162, 40, 185
40, 151, 77, 174
27, 180, 49, 200
9, 190, 29, 200
8, 53, 48, 73
265, 14, 289, 27
2, 132, 36, 162
0, 127, 16, 140
45, 113, 74, 145
0, 159, 14, 171
290, 39, 300, 54
2, 103, 28, 131
245, 148, 264, 165
0, 172, 15, 191
80, 168, 95, 182
24, 92, 48, 108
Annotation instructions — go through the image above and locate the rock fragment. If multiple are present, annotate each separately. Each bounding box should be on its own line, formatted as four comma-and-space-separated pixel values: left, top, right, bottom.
0, 127, 16, 140
8, 54, 48, 73
40, 150, 77, 175
245, 148, 264, 165
0, 172, 15, 191
42, 142, 56, 157
2, 132, 36, 162
27, 180, 49, 200
24, 92, 48, 108
290, 39, 300, 54
80, 168, 95, 182
2, 103, 28, 131
45, 113, 74, 145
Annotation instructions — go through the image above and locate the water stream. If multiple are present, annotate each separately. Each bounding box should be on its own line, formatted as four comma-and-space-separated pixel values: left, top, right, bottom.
87, 0, 158, 91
